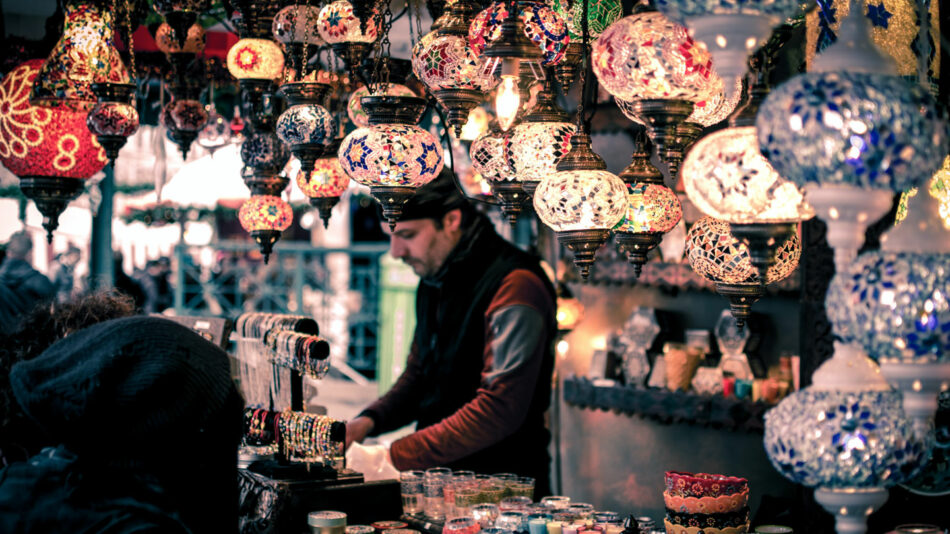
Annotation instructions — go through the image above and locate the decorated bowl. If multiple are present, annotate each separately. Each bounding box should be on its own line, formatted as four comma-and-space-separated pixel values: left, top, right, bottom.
663, 488, 749, 514
663, 519, 749, 534
666, 508, 749, 529
664, 471, 748, 498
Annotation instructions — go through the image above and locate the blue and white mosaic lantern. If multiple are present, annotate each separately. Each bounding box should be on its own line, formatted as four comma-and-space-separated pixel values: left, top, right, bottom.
338, 124, 443, 188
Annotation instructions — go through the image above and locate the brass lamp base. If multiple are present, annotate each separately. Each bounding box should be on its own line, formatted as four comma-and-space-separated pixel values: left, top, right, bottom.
715, 282, 765, 329
557, 228, 610, 281
555, 42, 585, 89
309, 196, 341, 229
371, 185, 417, 231
243, 172, 290, 197
19, 176, 86, 243
615, 231, 663, 279
490, 180, 527, 226
432, 88, 483, 138
95, 135, 129, 168
251, 229, 282, 264
290, 143, 327, 174
330, 42, 374, 75
729, 222, 797, 284
627, 99, 694, 186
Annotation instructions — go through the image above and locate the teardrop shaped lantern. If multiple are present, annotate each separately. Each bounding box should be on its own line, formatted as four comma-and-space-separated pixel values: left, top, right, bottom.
239, 194, 294, 264
86, 82, 139, 167
276, 82, 335, 173
472, 122, 523, 225
338, 95, 444, 229
297, 138, 350, 228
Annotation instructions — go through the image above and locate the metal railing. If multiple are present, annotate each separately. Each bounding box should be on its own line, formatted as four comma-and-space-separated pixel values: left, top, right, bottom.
173, 240, 390, 377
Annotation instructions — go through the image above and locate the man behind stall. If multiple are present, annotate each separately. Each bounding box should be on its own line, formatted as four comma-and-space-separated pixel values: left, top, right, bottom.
346, 171, 557, 495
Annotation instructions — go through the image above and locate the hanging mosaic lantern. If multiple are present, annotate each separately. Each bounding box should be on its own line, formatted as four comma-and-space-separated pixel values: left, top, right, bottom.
239, 194, 294, 263
469, 1, 571, 68
297, 139, 350, 228
30, 1, 131, 110
593, 8, 718, 181
614, 135, 682, 277
472, 123, 523, 225
534, 131, 627, 279
276, 82, 335, 173
273, 4, 325, 82
241, 130, 292, 190
1, 60, 108, 241
155, 21, 206, 55
507, 77, 575, 197
86, 82, 139, 167
339, 95, 444, 229
152, 0, 210, 50
160, 97, 209, 159
318, 0, 380, 70
412, 0, 498, 136
227, 38, 285, 81
686, 216, 800, 326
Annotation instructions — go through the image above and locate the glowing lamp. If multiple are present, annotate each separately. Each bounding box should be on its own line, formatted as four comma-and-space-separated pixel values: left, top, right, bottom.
160, 98, 209, 159
507, 79, 575, 197
472, 124, 524, 225
534, 132, 627, 279
297, 142, 350, 228
318, 0, 380, 69
339, 95, 444, 228
30, 1, 131, 110
86, 82, 139, 167
227, 38, 285, 81
896, 156, 950, 230
686, 216, 800, 326
239, 194, 294, 263
1, 60, 107, 240
155, 22, 206, 55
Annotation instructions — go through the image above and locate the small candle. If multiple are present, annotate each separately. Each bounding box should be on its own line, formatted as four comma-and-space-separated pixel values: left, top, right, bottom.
529, 519, 548, 534
547, 522, 563, 534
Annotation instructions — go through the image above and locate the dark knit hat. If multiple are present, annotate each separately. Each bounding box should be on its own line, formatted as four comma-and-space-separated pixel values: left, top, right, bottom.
398, 169, 471, 221
10, 316, 242, 458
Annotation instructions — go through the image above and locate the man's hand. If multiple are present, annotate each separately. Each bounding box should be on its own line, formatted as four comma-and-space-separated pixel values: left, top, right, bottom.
345, 415, 374, 450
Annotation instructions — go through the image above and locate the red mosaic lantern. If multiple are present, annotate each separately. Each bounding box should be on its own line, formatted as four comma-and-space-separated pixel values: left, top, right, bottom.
238, 194, 294, 263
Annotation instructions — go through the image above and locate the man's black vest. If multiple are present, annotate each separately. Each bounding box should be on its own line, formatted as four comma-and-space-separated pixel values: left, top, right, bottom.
413, 214, 556, 489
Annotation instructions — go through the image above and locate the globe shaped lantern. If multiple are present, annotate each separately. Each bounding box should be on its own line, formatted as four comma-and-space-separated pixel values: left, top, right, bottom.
160, 97, 209, 159
156, 22, 206, 55
507, 77, 576, 198
276, 82, 335, 173
593, 8, 718, 182
272, 4, 325, 81
652, 0, 807, 84
347, 83, 417, 128
1, 60, 108, 241
550, 0, 622, 88
227, 38, 285, 82
756, 0, 946, 274
686, 216, 800, 327
472, 123, 523, 225
683, 33, 813, 283
339, 95, 444, 229
296, 139, 350, 228
241, 130, 292, 195
412, 0, 498, 137
615, 133, 682, 277
534, 132, 627, 279
239, 194, 294, 263
469, 1, 570, 131
86, 82, 139, 167
764, 341, 928, 534
30, 1, 131, 111
318, 0, 380, 70
152, 0, 210, 50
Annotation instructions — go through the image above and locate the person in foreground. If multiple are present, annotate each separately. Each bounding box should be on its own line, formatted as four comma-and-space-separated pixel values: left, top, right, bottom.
0, 316, 245, 533
346, 171, 557, 495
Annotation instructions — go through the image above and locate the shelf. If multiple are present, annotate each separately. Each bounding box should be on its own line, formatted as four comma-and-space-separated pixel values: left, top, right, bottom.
562, 376, 771, 433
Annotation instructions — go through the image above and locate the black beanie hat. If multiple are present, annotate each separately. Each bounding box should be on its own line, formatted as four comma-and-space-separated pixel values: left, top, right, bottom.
10, 316, 242, 459
398, 169, 471, 221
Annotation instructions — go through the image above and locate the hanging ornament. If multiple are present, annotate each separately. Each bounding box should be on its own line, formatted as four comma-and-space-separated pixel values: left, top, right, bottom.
472, 122, 523, 225
592, 7, 718, 182
412, 0, 498, 136
152, 0, 210, 50
197, 102, 232, 152
227, 38, 286, 82
86, 82, 138, 167
339, 95, 444, 229
318, 0, 380, 71
239, 194, 294, 263
297, 138, 351, 228
614, 133, 683, 277
160, 96, 209, 160
1, 60, 108, 241
155, 21, 206, 55
272, 4, 325, 82
534, 131, 627, 280
30, 1, 131, 110
276, 82, 335, 173
686, 216, 800, 327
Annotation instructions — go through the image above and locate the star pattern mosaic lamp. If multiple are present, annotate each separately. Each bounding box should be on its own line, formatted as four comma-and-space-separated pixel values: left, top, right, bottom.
592, 7, 717, 182
686, 216, 800, 327
227, 38, 286, 81
156, 22, 206, 55
30, 1, 131, 111
534, 131, 627, 279
756, 0, 946, 274
239, 194, 294, 263
160, 97, 209, 159
273, 4, 325, 81
1, 60, 108, 241
86, 82, 139, 167
276, 82, 335, 174
413, 0, 498, 136
471, 123, 523, 225
318, 0, 380, 71
338, 95, 444, 229
615, 133, 682, 277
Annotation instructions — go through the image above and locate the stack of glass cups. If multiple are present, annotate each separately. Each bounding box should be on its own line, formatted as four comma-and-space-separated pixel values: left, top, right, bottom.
540, 496, 571, 510
511, 477, 535, 499
495, 511, 529, 534
471, 503, 501, 528
400, 471, 424, 515
499, 497, 532, 512
446, 471, 476, 519
566, 504, 593, 520
424, 467, 453, 521
443, 517, 481, 534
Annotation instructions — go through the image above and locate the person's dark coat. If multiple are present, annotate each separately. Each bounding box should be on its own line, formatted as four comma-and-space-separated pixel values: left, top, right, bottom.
0, 259, 54, 335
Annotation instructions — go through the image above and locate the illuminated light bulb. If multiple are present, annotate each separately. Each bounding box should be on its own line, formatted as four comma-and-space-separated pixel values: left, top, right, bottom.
496, 76, 521, 131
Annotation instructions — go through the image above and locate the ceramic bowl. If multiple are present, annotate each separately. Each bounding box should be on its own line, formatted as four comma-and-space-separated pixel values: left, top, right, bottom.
665, 508, 749, 529
663, 488, 750, 514
663, 518, 749, 534
664, 471, 748, 498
